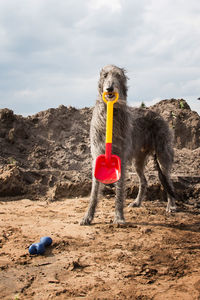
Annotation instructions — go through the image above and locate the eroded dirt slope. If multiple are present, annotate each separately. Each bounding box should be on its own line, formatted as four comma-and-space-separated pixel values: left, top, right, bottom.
0, 99, 199, 202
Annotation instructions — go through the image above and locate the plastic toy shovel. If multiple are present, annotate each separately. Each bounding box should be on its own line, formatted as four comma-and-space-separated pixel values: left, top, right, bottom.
94, 92, 121, 184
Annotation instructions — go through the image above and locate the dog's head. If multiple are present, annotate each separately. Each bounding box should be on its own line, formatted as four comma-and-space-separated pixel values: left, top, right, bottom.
98, 65, 128, 101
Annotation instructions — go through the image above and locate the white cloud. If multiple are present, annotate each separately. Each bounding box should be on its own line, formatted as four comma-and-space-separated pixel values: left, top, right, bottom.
88, 0, 122, 12
14, 89, 35, 98
0, 0, 199, 115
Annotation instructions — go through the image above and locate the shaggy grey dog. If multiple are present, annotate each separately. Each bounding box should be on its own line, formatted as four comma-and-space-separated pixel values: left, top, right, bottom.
80, 65, 176, 225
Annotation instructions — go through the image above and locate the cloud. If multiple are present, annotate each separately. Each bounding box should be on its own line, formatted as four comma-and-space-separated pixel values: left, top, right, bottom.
88, 0, 122, 12
0, 0, 199, 115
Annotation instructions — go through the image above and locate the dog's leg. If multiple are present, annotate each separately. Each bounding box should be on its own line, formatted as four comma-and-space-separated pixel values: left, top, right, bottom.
166, 189, 177, 212
114, 160, 126, 224
156, 153, 177, 213
129, 153, 147, 208
80, 173, 100, 225
161, 168, 176, 213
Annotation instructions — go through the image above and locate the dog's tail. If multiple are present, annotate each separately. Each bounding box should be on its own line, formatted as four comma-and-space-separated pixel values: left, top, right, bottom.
154, 154, 176, 199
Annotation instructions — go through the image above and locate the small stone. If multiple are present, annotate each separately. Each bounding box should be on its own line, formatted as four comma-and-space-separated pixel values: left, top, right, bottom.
141, 228, 152, 234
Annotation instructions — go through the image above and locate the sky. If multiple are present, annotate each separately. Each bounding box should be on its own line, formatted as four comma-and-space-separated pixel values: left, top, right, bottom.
0, 0, 200, 116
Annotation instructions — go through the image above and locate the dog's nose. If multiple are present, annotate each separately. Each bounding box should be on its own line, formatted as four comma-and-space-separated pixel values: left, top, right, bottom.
106, 86, 114, 93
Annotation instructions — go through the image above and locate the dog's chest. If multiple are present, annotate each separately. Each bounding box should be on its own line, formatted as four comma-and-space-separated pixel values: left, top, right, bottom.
90, 106, 127, 150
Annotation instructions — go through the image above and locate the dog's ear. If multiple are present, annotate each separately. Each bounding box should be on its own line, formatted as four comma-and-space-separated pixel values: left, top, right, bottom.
121, 68, 129, 81
98, 75, 102, 94
119, 68, 128, 97
98, 81, 101, 92
99, 67, 104, 76
98, 68, 105, 94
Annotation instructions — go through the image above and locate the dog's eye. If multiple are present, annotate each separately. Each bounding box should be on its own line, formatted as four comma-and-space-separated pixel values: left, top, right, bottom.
116, 73, 121, 78
103, 73, 108, 78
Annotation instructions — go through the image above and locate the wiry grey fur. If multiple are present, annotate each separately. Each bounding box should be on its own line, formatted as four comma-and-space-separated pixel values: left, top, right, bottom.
80, 65, 176, 225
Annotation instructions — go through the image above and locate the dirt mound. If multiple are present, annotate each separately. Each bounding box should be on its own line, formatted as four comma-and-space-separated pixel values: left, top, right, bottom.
0, 99, 199, 201
150, 99, 200, 149
0, 106, 92, 199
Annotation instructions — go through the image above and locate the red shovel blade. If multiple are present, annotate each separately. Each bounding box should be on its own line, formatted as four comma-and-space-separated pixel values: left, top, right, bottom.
94, 154, 121, 184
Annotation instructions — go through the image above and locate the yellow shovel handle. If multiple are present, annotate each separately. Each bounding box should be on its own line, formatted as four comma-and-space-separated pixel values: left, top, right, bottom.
102, 92, 119, 144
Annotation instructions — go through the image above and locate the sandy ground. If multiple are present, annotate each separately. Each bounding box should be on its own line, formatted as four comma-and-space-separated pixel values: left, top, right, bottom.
1, 197, 200, 300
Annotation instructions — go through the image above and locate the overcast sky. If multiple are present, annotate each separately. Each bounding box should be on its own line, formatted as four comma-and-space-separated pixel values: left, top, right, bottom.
0, 0, 200, 116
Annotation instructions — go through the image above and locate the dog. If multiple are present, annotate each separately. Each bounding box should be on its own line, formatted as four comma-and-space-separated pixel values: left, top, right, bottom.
80, 65, 176, 225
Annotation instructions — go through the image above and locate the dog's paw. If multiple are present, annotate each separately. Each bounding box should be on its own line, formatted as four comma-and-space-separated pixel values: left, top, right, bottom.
166, 205, 177, 213
113, 217, 126, 226
80, 216, 92, 226
128, 201, 141, 208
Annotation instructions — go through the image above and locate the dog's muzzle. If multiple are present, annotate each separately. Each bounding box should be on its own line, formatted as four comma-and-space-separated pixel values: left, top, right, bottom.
104, 87, 118, 100
106, 93, 115, 99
